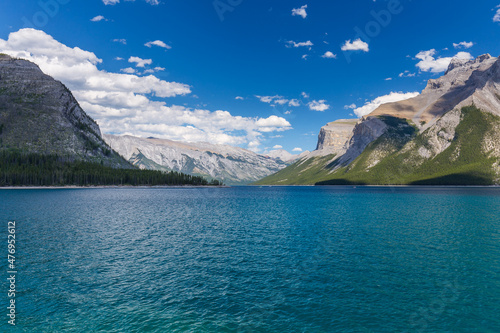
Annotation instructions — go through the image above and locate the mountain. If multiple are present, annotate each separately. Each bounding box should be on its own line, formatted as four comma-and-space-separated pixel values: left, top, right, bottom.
103, 134, 292, 185
0, 54, 130, 168
264, 149, 309, 162
256, 54, 500, 186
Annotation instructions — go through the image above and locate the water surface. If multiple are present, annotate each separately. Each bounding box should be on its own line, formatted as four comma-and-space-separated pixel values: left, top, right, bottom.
1, 186, 499, 332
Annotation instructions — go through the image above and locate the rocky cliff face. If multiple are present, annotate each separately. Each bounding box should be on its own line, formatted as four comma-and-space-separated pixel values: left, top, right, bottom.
103, 134, 290, 185
316, 119, 357, 150
257, 54, 500, 185
0, 54, 129, 168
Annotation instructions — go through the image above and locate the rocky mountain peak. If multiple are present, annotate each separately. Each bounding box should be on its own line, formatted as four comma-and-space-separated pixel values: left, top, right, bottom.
0, 55, 130, 168
445, 53, 494, 75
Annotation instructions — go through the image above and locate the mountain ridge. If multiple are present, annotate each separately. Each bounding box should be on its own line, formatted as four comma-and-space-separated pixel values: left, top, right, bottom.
256, 54, 500, 186
104, 134, 296, 185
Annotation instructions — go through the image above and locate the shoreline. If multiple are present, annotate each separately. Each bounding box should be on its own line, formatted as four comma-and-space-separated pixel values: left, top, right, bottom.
1, 184, 499, 189
0, 185, 230, 190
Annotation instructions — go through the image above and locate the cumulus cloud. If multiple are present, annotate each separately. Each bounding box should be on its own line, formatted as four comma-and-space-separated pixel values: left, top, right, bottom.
145, 40, 171, 49
120, 67, 136, 74
235, 96, 244, 100
494, 6, 500, 22
0, 29, 292, 150
344, 104, 356, 110
415, 49, 473, 73
113, 39, 127, 45
142, 67, 164, 74
128, 56, 153, 67
292, 5, 308, 19
341, 38, 369, 52
399, 70, 415, 78
287, 40, 313, 48
353, 91, 420, 117
256, 95, 301, 107
301, 92, 309, 98
273, 145, 283, 149
308, 100, 330, 112
322, 51, 337, 59
91, 15, 107, 22
453, 41, 474, 49
292, 147, 303, 152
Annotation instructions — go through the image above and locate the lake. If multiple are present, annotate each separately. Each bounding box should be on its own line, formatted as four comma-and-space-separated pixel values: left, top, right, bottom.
1, 186, 499, 332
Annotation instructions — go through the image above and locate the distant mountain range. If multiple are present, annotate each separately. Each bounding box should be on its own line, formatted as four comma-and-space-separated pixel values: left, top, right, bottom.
104, 134, 307, 185
257, 54, 500, 185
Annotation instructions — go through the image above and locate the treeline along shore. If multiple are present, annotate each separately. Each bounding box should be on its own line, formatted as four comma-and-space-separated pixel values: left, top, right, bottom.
0, 150, 223, 187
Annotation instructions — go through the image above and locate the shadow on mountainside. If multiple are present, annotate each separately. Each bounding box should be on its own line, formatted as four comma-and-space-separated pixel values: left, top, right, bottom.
315, 179, 368, 186
409, 173, 493, 186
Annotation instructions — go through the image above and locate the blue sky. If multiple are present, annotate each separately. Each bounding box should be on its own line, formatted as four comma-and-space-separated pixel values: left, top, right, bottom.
1, 0, 499, 154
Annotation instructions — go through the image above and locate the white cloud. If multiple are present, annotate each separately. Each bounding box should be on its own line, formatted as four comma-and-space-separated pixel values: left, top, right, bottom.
273, 145, 283, 149
292, 147, 303, 152
399, 70, 416, 78
301, 92, 309, 98
120, 67, 136, 74
341, 38, 369, 52
287, 40, 313, 48
415, 49, 473, 73
453, 41, 474, 49
256, 95, 280, 103
142, 67, 165, 74
308, 100, 330, 112
256, 95, 300, 107
353, 91, 420, 117
385, 77, 392, 81
292, 5, 308, 19
91, 15, 107, 22
344, 104, 356, 109
322, 51, 337, 59
113, 39, 127, 45
494, 6, 500, 22
145, 40, 171, 49
115, 57, 124, 61
302, 54, 308, 60
0, 29, 292, 150
235, 96, 244, 100
128, 56, 153, 67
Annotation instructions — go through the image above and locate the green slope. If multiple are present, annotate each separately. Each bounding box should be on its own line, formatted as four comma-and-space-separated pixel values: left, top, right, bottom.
254, 154, 339, 185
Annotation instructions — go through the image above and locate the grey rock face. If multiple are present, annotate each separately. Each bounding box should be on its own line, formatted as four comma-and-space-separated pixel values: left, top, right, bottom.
337, 116, 388, 165
0, 54, 130, 168
103, 134, 290, 185
316, 119, 357, 150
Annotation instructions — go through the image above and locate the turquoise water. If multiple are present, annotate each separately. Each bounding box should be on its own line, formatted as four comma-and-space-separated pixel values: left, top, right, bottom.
1, 186, 499, 332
